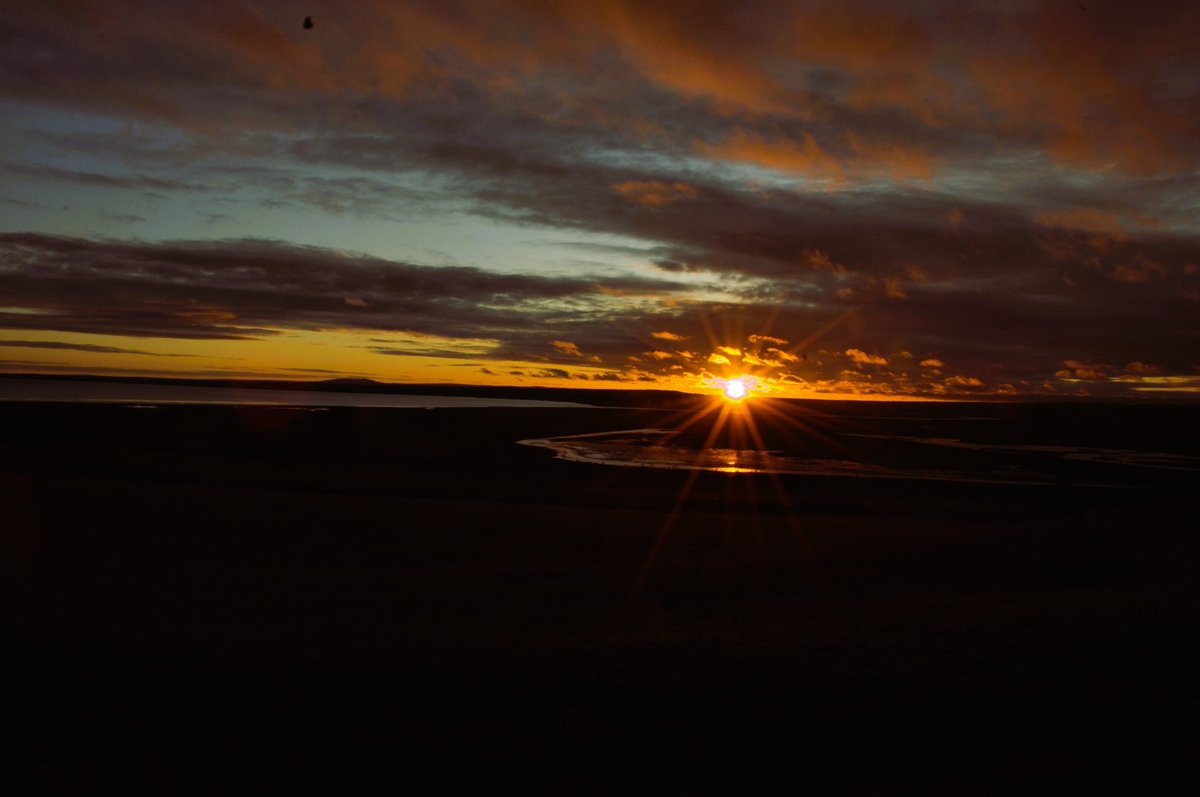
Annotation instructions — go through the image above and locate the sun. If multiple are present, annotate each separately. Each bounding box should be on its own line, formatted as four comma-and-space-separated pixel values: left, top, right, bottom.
723, 378, 748, 401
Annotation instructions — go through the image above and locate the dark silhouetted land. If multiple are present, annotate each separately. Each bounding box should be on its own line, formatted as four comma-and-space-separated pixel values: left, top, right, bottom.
3, 399, 1198, 793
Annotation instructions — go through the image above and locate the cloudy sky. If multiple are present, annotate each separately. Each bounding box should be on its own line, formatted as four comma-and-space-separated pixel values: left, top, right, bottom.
2, 0, 1198, 398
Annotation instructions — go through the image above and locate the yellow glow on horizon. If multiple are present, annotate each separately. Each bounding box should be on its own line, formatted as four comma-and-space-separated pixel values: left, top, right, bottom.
0, 330, 946, 400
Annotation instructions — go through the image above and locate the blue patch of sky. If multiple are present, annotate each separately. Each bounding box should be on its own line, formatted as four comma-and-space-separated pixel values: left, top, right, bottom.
0, 101, 674, 280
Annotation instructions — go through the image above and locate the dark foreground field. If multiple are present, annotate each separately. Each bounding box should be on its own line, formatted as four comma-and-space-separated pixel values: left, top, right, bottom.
3, 401, 1198, 794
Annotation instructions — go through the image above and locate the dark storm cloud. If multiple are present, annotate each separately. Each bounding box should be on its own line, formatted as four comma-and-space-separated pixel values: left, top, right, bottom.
0, 233, 689, 346
530, 368, 571, 380
412, 136, 1200, 327
0, 339, 195, 356
5, 1, 1197, 173
265, 97, 1198, 295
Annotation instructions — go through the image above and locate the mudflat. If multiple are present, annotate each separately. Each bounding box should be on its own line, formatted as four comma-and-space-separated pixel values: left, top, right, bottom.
3, 401, 1197, 793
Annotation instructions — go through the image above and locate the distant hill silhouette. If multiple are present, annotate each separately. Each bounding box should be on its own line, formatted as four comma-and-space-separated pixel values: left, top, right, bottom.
0, 371, 703, 409
319, 378, 381, 387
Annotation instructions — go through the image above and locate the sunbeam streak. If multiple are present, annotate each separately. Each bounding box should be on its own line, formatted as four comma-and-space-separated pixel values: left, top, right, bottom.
626, 387, 828, 602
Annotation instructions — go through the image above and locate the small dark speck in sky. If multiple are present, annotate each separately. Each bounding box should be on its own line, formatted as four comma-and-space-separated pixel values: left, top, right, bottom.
303, 16, 314, 30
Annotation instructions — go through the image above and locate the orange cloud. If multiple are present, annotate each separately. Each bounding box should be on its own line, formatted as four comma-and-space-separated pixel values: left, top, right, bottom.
846, 134, 936, 181
801, 250, 846, 274
1112, 255, 1168, 284
612, 180, 698, 208
944, 375, 984, 389
846, 348, 886, 366
698, 130, 844, 183
966, 2, 1200, 175
1036, 209, 1127, 240
1057, 360, 1111, 381
551, 340, 585, 357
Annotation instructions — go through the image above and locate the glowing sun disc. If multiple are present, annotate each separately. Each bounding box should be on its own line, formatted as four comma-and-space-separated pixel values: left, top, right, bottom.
723, 379, 747, 400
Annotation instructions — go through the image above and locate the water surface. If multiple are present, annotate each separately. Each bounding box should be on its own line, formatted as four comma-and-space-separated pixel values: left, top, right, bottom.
521, 426, 1200, 487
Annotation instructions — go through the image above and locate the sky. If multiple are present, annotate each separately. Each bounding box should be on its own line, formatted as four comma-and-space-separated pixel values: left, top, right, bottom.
1, 0, 1198, 399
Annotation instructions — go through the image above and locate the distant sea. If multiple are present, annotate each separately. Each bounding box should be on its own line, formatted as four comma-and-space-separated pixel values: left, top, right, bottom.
0, 378, 591, 409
